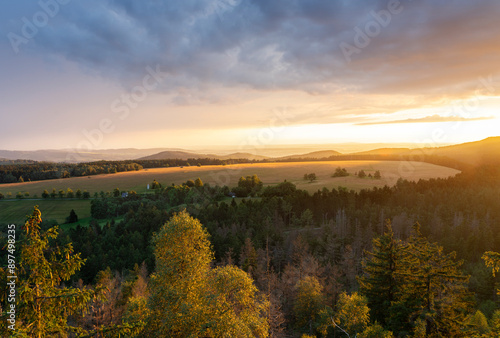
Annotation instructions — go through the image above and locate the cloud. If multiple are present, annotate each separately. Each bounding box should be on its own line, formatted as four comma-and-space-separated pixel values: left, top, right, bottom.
356, 114, 495, 126
3, 0, 499, 102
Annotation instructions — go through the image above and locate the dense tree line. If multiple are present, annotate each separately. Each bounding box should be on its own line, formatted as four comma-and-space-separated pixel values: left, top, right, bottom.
0, 158, 264, 183
0, 161, 143, 183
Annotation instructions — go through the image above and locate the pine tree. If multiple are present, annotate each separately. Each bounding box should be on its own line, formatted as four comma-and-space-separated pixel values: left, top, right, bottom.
66, 209, 78, 223
358, 220, 399, 326
15, 207, 97, 337
239, 237, 258, 277
391, 223, 473, 336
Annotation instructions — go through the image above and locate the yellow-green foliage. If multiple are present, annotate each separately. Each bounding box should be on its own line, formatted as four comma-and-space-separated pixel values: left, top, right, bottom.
6, 207, 98, 337
205, 266, 269, 337
490, 310, 500, 337
335, 292, 370, 335
483, 251, 500, 294
468, 310, 490, 335
293, 275, 326, 330
146, 210, 269, 337
359, 322, 394, 338
412, 319, 427, 338
147, 210, 213, 336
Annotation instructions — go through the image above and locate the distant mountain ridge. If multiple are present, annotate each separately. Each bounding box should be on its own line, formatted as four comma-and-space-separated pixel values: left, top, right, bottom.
0, 137, 499, 167
350, 148, 412, 156
139, 151, 269, 161
277, 150, 342, 160
0, 148, 179, 163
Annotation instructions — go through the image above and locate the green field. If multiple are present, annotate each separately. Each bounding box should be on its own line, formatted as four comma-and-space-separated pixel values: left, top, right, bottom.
0, 161, 460, 225
0, 199, 91, 226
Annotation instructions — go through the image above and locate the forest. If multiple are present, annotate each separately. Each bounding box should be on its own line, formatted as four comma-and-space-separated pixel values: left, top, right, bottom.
1, 164, 500, 336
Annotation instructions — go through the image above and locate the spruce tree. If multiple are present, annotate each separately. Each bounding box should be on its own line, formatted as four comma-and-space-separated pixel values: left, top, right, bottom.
391, 223, 473, 336
358, 220, 399, 326
13, 207, 97, 337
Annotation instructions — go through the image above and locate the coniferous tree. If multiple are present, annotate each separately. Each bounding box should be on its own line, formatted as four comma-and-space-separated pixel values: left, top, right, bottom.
391, 223, 473, 336
14, 207, 98, 337
358, 221, 399, 326
66, 209, 78, 223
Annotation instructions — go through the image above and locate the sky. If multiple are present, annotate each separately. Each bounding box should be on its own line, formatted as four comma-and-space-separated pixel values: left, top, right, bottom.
1, 0, 500, 151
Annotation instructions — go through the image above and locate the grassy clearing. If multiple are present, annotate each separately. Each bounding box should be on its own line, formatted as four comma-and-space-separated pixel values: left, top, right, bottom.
0, 161, 459, 198
0, 199, 91, 225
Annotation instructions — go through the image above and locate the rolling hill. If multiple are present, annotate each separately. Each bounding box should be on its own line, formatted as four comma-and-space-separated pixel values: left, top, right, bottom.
351, 148, 412, 156
427, 137, 500, 166
278, 150, 342, 160
0, 137, 499, 167
0, 148, 182, 162
139, 151, 269, 161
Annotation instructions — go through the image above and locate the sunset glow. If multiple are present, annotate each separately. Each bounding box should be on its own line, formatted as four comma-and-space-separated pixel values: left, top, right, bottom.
1, 1, 499, 151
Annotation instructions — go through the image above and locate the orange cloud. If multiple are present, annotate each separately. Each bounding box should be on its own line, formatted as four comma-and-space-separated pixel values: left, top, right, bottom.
356, 114, 494, 125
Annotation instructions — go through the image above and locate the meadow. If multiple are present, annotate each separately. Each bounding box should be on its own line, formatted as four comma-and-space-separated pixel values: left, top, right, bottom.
0, 199, 91, 226
0, 160, 460, 196
0, 161, 460, 225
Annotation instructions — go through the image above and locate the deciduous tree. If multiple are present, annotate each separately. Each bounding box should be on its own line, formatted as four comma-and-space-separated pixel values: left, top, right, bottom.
146, 211, 269, 337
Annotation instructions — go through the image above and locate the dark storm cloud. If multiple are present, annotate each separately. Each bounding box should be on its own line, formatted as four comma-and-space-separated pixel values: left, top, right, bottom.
5, 0, 500, 99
